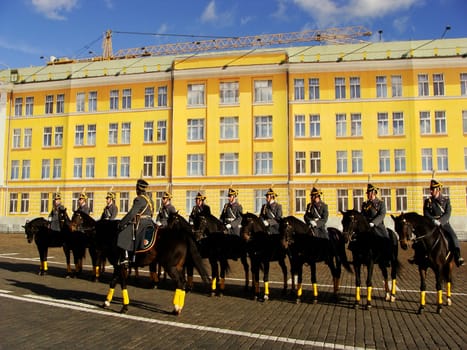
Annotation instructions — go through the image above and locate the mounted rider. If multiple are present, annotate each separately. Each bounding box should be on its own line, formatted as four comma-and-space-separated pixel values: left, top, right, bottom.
220, 188, 243, 236
101, 192, 118, 220
260, 188, 282, 235
155, 191, 177, 228
189, 192, 211, 225
48, 192, 66, 232
304, 187, 329, 239
76, 192, 90, 215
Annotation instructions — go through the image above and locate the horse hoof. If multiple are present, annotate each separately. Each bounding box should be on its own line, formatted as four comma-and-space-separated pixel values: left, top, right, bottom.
172, 309, 181, 316
295, 298, 301, 304
210, 291, 216, 297
263, 295, 269, 301
385, 293, 391, 302
120, 305, 129, 314
354, 303, 359, 310
437, 306, 442, 314
217, 292, 224, 298
365, 304, 372, 310
390, 295, 396, 303
417, 307, 424, 315
38, 270, 46, 276
313, 298, 318, 304
103, 300, 110, 308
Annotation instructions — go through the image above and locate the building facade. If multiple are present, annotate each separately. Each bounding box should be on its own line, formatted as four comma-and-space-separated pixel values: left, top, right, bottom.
1, 38, 466, 232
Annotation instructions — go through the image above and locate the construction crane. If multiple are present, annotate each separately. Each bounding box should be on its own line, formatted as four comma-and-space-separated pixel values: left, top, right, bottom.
101, 26, 372, 60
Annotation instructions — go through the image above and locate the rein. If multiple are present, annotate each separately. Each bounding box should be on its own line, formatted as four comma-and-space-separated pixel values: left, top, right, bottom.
402, 218, 442, 255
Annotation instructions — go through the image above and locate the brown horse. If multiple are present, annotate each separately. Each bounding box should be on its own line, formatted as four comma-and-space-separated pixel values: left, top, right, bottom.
391, 212, 454, 314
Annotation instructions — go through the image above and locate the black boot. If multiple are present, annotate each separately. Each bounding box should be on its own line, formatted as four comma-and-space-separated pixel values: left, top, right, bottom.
454, 249, 464, 267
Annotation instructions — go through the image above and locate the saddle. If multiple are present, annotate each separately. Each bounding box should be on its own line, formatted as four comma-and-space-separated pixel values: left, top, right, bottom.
136, 225, 158, 253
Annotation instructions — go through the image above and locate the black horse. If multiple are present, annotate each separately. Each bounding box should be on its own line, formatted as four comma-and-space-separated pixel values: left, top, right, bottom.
341, 209, 399, 309
94, 212, 210, 315
280, 215, 352, 303
240, 212, 289, 301
391, 212, 454, 314
23, 208, 85, 277
192, 213, 250, 296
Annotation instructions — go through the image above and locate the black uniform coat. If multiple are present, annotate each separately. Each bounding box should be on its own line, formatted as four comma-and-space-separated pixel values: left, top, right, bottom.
304, 200, 329, 239
423, 194, 459, 249
155, 202, 177, 227
361, 198, 389, 238
260, 201, 282, 234
100, 203, 118, 220
220, 201, 243, 236
189, 204, 211, 224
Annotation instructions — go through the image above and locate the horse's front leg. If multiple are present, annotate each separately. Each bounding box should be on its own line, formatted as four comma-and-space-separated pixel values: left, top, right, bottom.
310, 262, 318, 304
277, 258, 288, 297
294, 262, 304, 304
240, 254, 250, 292
218, 258, 229, 297
38, 245, 48, 275
63, 245, 73, 278
379, 263, 391, 302
208, 257, 219, 297
445, 261, 454, 307
434, 267, 444, 314
418, 267, 428, 314
354, 262, 362, 309
365, 260, 375, 310
262, 261, 271, 301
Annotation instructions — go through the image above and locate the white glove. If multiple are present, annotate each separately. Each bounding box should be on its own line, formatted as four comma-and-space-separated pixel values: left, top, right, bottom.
155, 220, 162, 227
225, 223, 232, 229
263, 220, 269, 227
311, 220, 317, 228
189, 219, 193, 225
433, 219, 441, 226
369, 222, 375, 228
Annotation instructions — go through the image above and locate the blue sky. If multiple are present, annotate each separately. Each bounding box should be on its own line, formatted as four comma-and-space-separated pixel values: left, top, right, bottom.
0, 0, 466, 69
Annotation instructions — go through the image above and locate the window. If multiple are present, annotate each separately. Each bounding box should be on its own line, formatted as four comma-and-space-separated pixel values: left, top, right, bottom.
75, 125, 84, 146
294, 115, 305, 137
76, 92, 85, 112
157, 120, 167, 142
433, 74, 444, 96
156, 155, 166, 177
14, 97, 23, 116
11, 160, 19, 179
24, 128, 32, 148
186, 191, 197, 216
88, 91, 97, 112
379, 150, 390, 173
351, 150, 363, 173
420, 111, 431, 134
187, 83, 205, 105
461, 73, 467, 96
418, 74, 429, 96
43, 127, 52, 147
336, 151, 347, 174
121, 122, 131, 144
295, 151, 306, 174
351, 113, 362, 136
310, 114, 320, 137
308, 78, 320, 100
73, 158, 83, 178
25, 97, 34, 116
120, 192, 129, 213
41, 159, 50, 179
350, 77, 360, 99
108, 157, 117, 177
108, 123, 118, 144
187, 119, 205, 141
394, 149, 406, 173
421, 148, 433, 171
187, 154, 204, 176
294, 79, 305, 100
145, 87, 154, 108
295, 189, 306, 213
335, 77, 345, 99
56, 94, 64, 113
254, 80, 272, 103
40, 193, 49, 213
377, 113, 389, 136
158, 86, 168, 107
53, 159, 62, 178
437, 148, 448, 171
122, 88, 131, 109
254, 189, 264, 213
255, 116, 272, 138
434, 111, 446, 134
110, 89, 119, 110
220, 81, 239, 104
463, 111, 467, 134
9, 193, 18, 213
120, 156, 130, 177
376, 76, 387, 98
86, 158, 95, 178
220, 117, 239, 139
21, 194, 30, 212
393, 112, 404, 135
45, 95, 53, 114
22, 160, 30, 179
310, 151, 321, 174
353, 189, 364, 211
143, 156, 153, 177
391, 75, 402, 97
54, 126, 62, 147
336, 114, 347, 137
337, 189, 348, 212
87, 124, 96, 146
144, 121, 154, 142
12, 129, 21, 148
465, 148, 467, 170
396, 188, 407, 212
254, 152, 273, 175
220, 153, 238, 175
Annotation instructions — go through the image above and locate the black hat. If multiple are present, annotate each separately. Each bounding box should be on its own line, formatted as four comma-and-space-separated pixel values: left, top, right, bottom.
228, 188, 238, 197
366, 183, 378, 193
310, 187, 322, 197
265, 188, 277, 197
195, 192, 206, 200
136, 179, 149, 191
79, 192, 88, 200
106, 192, 116, 200
54, 193, 61, 200
430, 179, 442, 190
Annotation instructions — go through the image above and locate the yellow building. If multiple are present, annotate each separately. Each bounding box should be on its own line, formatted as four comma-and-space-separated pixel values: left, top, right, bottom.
0, 38, 466, 233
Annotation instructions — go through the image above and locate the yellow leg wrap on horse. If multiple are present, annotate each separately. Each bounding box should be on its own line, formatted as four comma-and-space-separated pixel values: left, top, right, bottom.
106, 288, 115, 302
313, 283, 318, 297
297, 283, 303, 297
356, 287, 361, 302
255, 281, 260, 294
220, 278, 225, 290
437, 290, 443, 305
367, 286, 372, 301
95, 266, 100, 277
211, 277, 217, 291
122, 289, 129, 305
264, 282, 269, 295
420, 291, 426, 306
391, 279, 397, 295
178, 289, 186, 309
447, 282, 451, 298
43, 261, 48, 271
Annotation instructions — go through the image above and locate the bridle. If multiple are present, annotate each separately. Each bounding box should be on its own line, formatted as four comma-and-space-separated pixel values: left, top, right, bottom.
342, 214, 358, 242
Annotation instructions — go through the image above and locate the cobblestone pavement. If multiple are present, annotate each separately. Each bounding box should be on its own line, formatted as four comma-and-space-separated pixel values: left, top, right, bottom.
0, 233, 466, 349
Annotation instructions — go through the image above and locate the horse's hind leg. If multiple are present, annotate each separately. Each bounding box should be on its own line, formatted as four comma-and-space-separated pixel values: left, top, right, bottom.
263, 262, 270, 301
278, 258, 288, 297
310, 263, 318, 304
445, 262, 454, 307
379, 264, 391, 302
38, 246, 48, 275
434, 269, 444, 314
241, 254, 250, 292
365, 260, 375, 310
63, 246, 73, 278
418, 268, 428, 314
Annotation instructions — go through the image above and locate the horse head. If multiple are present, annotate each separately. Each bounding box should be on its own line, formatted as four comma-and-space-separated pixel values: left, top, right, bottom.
71, 210, 96, 235
23, 217, 48, 243
167, 211, 193, 235
391, 212, 435, 251
278, 216, 295, 249
240, 212, 266, 242
391, 212, 413, 250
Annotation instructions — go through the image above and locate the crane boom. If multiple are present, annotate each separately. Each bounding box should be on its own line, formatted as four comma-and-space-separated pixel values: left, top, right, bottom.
110, 26, 371, 59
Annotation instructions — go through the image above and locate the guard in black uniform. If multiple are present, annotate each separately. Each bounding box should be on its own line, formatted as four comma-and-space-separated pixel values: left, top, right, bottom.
48, 192, 66, 232
304, 187, 329, 239
220, 188, 243, 236
155, 191, 177, 228
189, 192, 211, 225
76, 192, 90, 215
101, 192, 118, 220
260, 188, 282, 234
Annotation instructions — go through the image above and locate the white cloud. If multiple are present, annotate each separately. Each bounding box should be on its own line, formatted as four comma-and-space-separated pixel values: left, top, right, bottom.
201, 0, 217, 23
272, 0, 289, 20
0, 36, 41, 55
31, 0, 79, 20
200, 0, 234, 27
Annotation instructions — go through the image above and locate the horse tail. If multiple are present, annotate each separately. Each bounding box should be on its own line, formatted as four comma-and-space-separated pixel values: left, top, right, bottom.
186, 234, 210, 285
